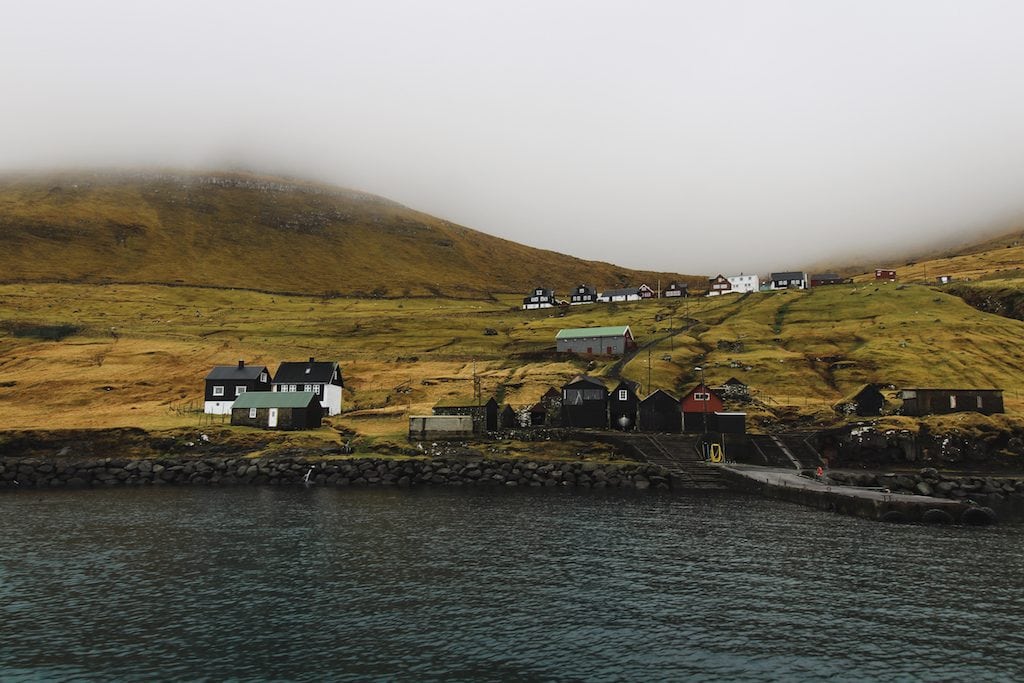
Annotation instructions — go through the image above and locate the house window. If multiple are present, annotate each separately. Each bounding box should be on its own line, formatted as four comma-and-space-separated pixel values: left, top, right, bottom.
313, 385, 321, 394
272, 385, 278, 392
212, 385, 225, 397
949, 395, 957, 409
977, 396, 983, 409
304, 384, 313, 392
694, 392, 710, 401
260, 372, 268, 382
618, 390, 628, 401
289, 384, 297, 392
249, 407, 257, 418
235, 386, 246, 396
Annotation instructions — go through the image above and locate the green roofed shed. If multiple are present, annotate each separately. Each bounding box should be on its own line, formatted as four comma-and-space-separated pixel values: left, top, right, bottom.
556, 325, 635, 356
230, 391, 322, 429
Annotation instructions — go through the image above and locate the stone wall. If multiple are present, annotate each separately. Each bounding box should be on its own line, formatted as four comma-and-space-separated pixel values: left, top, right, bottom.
0, 456, 672, 491
827, 468, 1024, 505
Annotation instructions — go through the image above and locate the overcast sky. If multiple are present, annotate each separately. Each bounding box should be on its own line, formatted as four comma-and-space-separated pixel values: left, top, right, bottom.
3, 1, 1024, 274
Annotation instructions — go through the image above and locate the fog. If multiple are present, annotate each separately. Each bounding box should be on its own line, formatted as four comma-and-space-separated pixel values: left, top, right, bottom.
3, 0, 1024, 274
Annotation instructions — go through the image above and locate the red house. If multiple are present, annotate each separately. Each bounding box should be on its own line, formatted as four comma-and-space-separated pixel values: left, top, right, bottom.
874, 269, 897, 281
681, 383, 724, 433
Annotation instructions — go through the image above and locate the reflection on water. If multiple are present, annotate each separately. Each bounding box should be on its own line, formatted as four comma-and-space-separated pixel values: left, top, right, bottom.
1, 487, 1022, 681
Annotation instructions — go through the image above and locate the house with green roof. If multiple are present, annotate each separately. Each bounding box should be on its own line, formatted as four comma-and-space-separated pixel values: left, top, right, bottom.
230, 391, 322, 430
555, 325, 635, 356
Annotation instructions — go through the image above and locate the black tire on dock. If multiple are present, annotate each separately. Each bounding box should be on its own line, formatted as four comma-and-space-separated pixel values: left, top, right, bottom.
960, 506, 997, 526
921, 508, 955, 525
880, 510, 907, 524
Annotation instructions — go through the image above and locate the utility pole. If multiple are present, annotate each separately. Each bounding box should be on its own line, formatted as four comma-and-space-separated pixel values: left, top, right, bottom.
647, 348, 652, 395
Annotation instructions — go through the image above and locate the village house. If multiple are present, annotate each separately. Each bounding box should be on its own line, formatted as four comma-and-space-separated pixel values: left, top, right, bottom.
875, 269, 897, 281
522, 286, 556, 310
769, 272, 808, 290
560, 375, 609, 429
681, 383, 725, 433
899, 388, 1004, 416
608, 379, 641, 430
555, 325, 636, 356
936, 275, 955, 285
638, 389, 682, 433
834, 384, 885, 416
727, 274, 760, 294
637, 284, 656, 299
810, 273, 851, 287
204, 360, 271, 415
598, 287, 642, 303
433, 396, 499, 433
231, 391, 322, 430
706, 274, 733, 297
272, 358, 344, 416
663, 282, 689, 298
570, 284, 598, 305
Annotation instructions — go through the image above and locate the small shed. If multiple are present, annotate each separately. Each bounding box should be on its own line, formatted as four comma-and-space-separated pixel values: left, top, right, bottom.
639, 390, 681, 433
231, 391, 322, 430
500, 404, 517, 429
529, 387, 561, 426
409, 415, 474, 440
900, 388, 1004, 416
433, 396, 499, 433
936, 275, 955, 285
561, 375, 609, 429
834, 384, 885, 416
609, 379, 641, 430
875, 269, 897, 281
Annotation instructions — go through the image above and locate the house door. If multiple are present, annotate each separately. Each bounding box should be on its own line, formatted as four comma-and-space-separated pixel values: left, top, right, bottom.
268, 408, 278, 428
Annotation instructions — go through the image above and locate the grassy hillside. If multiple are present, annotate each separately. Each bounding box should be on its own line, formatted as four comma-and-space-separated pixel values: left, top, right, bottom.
2, 281, 1022, 439
0, 170, 700, 297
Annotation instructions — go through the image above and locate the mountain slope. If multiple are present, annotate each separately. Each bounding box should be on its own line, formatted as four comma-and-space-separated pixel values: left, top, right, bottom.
0, 170, 700, 297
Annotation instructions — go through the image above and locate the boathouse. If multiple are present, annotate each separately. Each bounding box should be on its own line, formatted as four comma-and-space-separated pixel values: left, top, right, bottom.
638, 390, 682, 433
433, 396, 499, 433
231, 391, 322, 430
204, 360, 271, 415
561, 375, 609, 429
681, 383, 724, 433
608, 379, 641, 430
899, 388, 1004, 416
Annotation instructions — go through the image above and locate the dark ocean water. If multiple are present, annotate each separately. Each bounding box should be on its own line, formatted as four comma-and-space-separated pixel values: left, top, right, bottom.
1, 486, 1022, 682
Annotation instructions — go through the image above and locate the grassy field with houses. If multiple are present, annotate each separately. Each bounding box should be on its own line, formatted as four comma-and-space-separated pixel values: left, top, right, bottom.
2, 279, 1024, 448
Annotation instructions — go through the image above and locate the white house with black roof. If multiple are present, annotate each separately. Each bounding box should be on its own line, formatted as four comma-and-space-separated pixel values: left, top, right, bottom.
769, 271, 808, 290
271, 357, 344, 416
204, 360, 271, 415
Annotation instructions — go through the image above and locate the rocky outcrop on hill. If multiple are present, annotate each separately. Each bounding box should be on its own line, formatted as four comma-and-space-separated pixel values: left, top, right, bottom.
823, 424, 1024, 470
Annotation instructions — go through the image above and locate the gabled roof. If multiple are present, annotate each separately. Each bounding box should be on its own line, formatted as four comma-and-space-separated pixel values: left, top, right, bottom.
666, 281, 689, 289
573, 284, 597, 292
770, 271, 806, 280
611, 379, 641, 395
810, 273, 842, 280
273, 359, 342, 385
232, 391, 318, 409
563, 374, 607, 390
205, 364, 269, 381
723, 377, 747, 387
640, 389, 679, 403
683, 383, 722, 401
556, 326, 632, 340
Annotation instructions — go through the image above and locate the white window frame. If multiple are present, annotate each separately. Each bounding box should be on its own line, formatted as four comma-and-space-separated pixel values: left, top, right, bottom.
694, 392, 710, 401
249, 407, 257, 418
289, 384, 297, 392
260, 372, 268, 382
304, 384, 313, 392
235, 386, 246, 396
313, 385, 321, 395
977, 396, 983, 409
618, 390, 628, 401
212, 385, 225, 397
949, 395, 957, 409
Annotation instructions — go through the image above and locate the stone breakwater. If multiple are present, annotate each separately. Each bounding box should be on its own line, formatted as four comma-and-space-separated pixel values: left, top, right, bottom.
827, 468, 1024, 505
0, 456, 673, 491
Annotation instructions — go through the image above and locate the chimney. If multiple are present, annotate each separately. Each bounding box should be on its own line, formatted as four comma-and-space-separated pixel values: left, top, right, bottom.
309, 357, 315, 363
238, 359, 245, 369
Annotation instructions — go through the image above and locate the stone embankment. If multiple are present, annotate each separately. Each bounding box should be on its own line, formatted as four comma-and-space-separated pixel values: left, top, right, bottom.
0, 456, 672, 491
827, 467, 1024, 505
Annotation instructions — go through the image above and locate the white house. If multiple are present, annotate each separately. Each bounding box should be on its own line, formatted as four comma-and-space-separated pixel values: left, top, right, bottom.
727, 274, 760, 293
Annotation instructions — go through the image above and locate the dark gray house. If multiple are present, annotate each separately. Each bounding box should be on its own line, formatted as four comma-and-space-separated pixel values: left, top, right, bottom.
272, 358, 344, 416
556, 326, 635, 356
522, 287, 556, 310
900, 388, 1004, 416
204, 360, 271, 415
769, 272, 808, 290
664, 282, 689, 298
231, 391, 322, 430
609, 379, 641, 430
570, 284, 598, 305
639, 390, 682, 433
561, 375, 608, 429
598, 287, 642, 303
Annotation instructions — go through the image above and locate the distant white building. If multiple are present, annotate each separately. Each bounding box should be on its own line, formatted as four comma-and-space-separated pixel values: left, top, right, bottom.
727, 274, 760, 293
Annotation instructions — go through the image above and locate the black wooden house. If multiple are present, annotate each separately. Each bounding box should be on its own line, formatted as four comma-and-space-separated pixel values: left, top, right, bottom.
204, 360, 271, 415
272, 358, 344, 416
664, 282, 689, 298
570, 284, 598, 305
561, 375, 608, 428
639, 390, 682, 433
231, 391, 322, 430
609, 380, 641, 430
